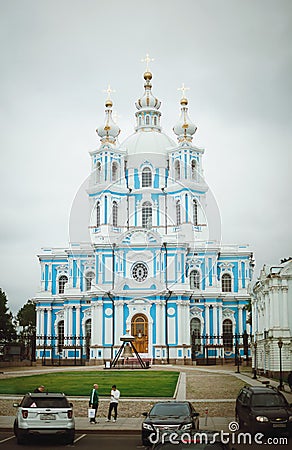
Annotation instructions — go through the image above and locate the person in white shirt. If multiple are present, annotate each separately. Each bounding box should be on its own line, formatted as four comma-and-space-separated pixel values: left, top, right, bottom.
106, 384, 120, 422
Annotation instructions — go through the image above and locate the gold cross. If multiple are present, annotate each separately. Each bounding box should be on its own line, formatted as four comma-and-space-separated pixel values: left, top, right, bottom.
177, 83, 190, 98
103, 84, 116, 100
141, 53, 154, 72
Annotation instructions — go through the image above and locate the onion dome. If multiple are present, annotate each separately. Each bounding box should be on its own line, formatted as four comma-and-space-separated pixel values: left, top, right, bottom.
96, 93, 120, 145
173, 91, 197, 143
134, 71, 162, 132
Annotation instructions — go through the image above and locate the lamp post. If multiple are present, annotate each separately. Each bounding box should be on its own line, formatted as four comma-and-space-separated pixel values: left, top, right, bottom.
278, 338, 284, 391
252, 340, 257, 379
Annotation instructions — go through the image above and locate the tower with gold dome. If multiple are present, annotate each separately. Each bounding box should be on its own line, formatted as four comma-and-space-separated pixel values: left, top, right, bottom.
34, 65, 254, 365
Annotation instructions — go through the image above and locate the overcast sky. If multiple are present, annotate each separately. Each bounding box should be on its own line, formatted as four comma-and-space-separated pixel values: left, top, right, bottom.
1, 0, 291, 314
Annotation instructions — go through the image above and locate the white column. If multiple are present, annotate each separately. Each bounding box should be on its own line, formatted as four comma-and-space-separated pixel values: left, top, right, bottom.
213, 305, 218, 344
76, 305, 81, 344
36, 308, 41, 336
177, 300, 183, 345
47, 308, 52, 337
91, 301, 103, 346
156, 300, 165, 345
115, 301, 124, 345
282, 287, 289, 329
205, 305, 210, 343
40, 309, 45, 344
238, 261, 242, 290
238, 306, 243, 335
183, 302, 190, 344
218, 304, 223, 336
272, 286, 280, 327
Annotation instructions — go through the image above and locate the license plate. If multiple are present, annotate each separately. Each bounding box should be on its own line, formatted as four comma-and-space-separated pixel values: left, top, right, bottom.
40, 414, 56, 420
272, 423, 286, 428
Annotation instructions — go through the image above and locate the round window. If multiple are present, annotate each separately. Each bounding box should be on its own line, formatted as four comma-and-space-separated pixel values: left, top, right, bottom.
132, 262, 148, 282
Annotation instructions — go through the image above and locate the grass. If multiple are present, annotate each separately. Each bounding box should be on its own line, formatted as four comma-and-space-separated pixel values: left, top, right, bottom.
0, 370, 179, 397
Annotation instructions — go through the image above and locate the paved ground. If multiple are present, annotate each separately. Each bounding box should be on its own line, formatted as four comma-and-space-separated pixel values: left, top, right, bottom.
1, 363, 291, 433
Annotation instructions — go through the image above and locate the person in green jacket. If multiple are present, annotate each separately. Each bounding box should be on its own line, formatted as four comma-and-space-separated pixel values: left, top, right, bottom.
89, 383, 99, 423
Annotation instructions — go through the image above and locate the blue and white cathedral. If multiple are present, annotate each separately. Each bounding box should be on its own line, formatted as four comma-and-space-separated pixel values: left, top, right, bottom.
34, 67, 254, 364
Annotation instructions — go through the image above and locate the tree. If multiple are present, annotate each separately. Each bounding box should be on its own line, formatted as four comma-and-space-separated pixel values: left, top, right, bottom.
0, 288, 16, 342
16, 299, 36, 328
16, 300, 36, 362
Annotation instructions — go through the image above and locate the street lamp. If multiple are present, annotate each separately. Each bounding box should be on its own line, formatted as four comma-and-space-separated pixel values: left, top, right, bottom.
252, 340, 257, 379
278, 338, 284, 390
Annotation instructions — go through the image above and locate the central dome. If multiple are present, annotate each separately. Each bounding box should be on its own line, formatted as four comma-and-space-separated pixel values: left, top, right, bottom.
122, 130, 176, 155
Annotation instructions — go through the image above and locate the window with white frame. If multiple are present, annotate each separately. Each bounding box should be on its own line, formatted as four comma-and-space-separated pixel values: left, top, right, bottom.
193, 199, 198, 225
190, 317, 201, 352
176, 200, 181, 226
112, 201, 118, 227
142, 201, 152, 229
96, 202, 100, 227
112, 162, 118, 181
58, 275, 68, 294
174, 160, 180, 180
96, 161, 101, 183
223, 319, 233, 351
58, 321, 64, 352
222, 273, 232, 292
85, 272, 95, 291
146, 115, 150, 125
142, 167, 152, 187
191, 160, 197, 180
190, 269, 200, 289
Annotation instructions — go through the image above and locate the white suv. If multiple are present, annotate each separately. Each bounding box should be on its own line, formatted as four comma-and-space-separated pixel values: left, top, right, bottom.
13, 392, 75, 445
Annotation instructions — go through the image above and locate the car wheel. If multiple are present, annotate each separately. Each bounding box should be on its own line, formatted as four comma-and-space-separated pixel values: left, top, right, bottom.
64, 430, 75, 445
235, 411, 243, 429
16, 432, 27, 445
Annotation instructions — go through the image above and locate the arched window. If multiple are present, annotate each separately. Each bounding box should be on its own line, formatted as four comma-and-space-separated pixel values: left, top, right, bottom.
190, 317, 201, 354
190, 270, 200, 289
112, 201, 118, 227
58, 320, 64, 353
154, 116, 157, 126
193, 199, 198, 225
142, 167, 152, 187
142, 201, 152, 229
112, 162, 118, 181
222, 273, 232, 292
174, 160, 180, 180
176, 200, 181, 226
139, 116, 142, 126
223, 319, 233, 351
85, 272, 95, 291
96, 202, 100, 227
146, 115, 150, 125
96, 161, 101, 183
85, 319, 91, 340
58, 275, 68, 294
191, 160, 197, 180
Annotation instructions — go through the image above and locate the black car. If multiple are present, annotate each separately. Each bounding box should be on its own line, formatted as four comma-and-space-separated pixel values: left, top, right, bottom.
142, 401, 199, 446
150, 430, 230, 450
235, 385, 292, 435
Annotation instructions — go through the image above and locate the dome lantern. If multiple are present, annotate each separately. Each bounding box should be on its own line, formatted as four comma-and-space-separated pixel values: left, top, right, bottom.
173, 83, 197, 143
96, 84, 121, 145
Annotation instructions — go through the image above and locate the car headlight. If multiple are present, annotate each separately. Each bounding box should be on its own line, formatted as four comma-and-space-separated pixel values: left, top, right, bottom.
142, 423, 153, 430
288, 416, 292, 422
256, 416, 269, 423
181, 423, 193, 430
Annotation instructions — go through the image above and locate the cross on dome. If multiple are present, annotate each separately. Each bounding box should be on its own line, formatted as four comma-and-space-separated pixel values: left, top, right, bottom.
103, 84, 116, 101
177, 83, 190, 99
141, 53, 154, 72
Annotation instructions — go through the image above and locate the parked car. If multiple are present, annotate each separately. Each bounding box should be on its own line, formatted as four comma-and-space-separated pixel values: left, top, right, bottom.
235, 385, 292, 435
150, 430, 231, 450
142, 401, 199, 446
13, 392, 75, 445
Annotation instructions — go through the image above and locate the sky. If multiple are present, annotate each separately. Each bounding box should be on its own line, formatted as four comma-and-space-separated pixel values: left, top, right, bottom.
0, 0, 291, 314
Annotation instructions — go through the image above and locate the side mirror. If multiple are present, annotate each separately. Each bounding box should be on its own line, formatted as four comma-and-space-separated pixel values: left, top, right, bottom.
192, 412, 200, 417
69, 402, 73, 408
13, 403, 20, 407
142, 412, 148, 417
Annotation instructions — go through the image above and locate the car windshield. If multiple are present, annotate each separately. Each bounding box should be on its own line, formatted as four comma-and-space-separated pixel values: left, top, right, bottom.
21, 397, 70, 408
251, 394, 286, 407
150, 403, 190, 417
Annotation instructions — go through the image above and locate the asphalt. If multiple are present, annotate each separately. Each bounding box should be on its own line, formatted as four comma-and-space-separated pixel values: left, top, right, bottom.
1, 365, 291, 434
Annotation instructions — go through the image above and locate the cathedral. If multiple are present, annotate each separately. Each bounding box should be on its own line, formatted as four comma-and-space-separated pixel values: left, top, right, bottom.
34, 62, 254, 364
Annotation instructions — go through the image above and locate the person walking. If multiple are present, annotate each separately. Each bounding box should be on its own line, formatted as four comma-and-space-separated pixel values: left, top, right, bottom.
288, 371, 292, 392
106, 385, 120, 422
33, 385, 45, 393
89, 383, 99, 423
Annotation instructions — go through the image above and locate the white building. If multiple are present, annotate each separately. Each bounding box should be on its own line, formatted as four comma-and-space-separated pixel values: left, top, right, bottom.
34, 67, 254, 365
252, 258, 292, 377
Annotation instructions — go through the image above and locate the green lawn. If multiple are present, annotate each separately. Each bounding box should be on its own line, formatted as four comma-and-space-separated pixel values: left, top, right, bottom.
0, 371, 179, 397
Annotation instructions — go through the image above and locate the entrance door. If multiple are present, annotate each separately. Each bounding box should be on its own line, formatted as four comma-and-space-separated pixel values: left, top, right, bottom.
131, 314, 148, 353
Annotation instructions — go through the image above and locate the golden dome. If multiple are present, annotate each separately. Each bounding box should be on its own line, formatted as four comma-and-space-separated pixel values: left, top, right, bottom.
105, 99, 113, 108
180, 97, 188, 106
144, 71, 152, 81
